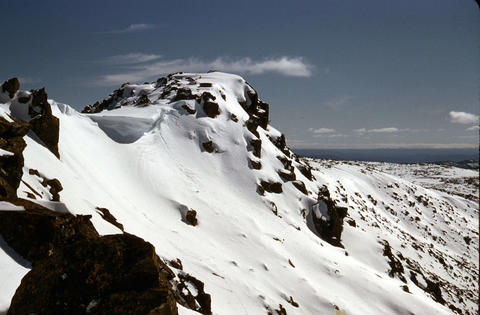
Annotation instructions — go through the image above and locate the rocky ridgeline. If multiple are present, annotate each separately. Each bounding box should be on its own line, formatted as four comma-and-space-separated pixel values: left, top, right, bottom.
82, 73, 350, 249
1, 75, 353, 314
0, 78, 213, 315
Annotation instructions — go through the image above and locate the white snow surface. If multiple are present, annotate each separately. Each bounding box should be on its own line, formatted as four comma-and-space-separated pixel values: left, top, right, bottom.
0, 72, 478, 314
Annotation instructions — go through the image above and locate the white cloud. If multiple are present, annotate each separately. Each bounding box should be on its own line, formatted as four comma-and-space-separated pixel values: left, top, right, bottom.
466, 125, 479, 131
308, 127, 335, 134
313, 133, 347, 138
354, 127, 401, 134
449, 111, 478, 124
106, 53, 162, 65
106, 23, 155, 34
95, 56, 313, 86
369, 127, 399, 133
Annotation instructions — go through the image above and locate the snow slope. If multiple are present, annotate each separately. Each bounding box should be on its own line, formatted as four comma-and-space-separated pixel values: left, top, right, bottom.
1, 72, 478, 314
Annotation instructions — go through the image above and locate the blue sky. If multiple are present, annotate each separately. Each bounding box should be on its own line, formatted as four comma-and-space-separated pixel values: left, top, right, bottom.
1, 0, 479, 149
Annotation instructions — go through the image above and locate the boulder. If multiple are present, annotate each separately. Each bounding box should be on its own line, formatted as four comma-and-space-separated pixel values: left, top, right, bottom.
1, 78, 20, 98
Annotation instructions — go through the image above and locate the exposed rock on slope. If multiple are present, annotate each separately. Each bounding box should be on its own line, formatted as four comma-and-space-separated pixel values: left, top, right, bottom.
0, 115, 29, 200
27, 88, 60, 158
0, 208, 178, 315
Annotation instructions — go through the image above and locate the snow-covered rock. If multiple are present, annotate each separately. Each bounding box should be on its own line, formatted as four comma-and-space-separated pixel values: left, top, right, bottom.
0, 73, 477, 314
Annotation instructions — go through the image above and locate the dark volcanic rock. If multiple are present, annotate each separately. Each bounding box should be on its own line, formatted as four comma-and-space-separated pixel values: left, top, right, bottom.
28, 88, 60, 158
96, 207, 124, 231
1, 78, 20, 98
0, 208, 178, 315
259, 180, 283, 194
298, 164, 314, 181
250, 138, 262, 158
176, 273, 212, 315
0, 116, 29, 200
0, 209, 98, 263
202, 141, 215, 153
185, 209, 198, 226
381, 240, 407, 283
278, 170, 296, 182
269, 134, 290, 157
203, 100, 220, 118
45, 178, 63, 202
312, 186, 348, 248
249, 158, 262, 170
292, 180, 308, 195
136, 94, 150, 106
181, 104, 197, 114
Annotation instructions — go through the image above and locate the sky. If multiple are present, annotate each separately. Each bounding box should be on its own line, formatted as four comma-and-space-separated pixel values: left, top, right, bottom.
1, 0, 479, 149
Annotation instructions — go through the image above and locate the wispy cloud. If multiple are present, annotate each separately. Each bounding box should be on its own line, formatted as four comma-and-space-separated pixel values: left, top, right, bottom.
105, 23, 156, 34
95, 56, 314, 86
466, 125, 479, 131
313, 133, 347, 138
106, 53, 162, 65
354, 127, 401, 134
323, 95, 352, 109
369, 127, 399, 133
308, 127, 335, 134
449, 111, 478, 124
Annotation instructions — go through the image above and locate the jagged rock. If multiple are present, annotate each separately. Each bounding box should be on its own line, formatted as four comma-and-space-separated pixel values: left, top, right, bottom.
168, 258, 183, 270
0, 209, 99, 263
1, 78, 20, 98
0, 116, 29, 200
278, 170, 296, 182
181, 104, 196, 114
203, 101, 220, 118
96, 207, 124, 231
381, 240, 407, 283
277, 156, 293, 172
185, 209, 198, 226
0, 208, 178, 315
199, 82, 212, 87
249, 158, 262, 170
312, 186, 348, 248
298, 164, 314, 181
202, 141, 215, 153
136, 94, 150, 106
28, 88, 60, 158
268, 304, 287, 315
176, 273, 212, 315
269, 134, 290, 157
287, 296, 299, 307
259, 180, 283, 194
292, 180, 308, 195
250, 138, 262, 158
173, 87, 195, 102
245, 118, 260, 137
45, 178, 63, 201
156, 77, 168, 87
82, 86, 127, 113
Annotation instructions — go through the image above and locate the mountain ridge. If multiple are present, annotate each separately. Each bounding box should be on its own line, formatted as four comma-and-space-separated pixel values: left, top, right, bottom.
0, 73, 478, 314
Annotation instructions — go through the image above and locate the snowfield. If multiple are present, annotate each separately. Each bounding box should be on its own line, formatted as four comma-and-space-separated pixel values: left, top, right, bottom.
0, 72, 478, 314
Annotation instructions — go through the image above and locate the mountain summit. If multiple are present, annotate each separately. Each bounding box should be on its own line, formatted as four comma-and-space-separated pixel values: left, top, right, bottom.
0, 73, 478, 314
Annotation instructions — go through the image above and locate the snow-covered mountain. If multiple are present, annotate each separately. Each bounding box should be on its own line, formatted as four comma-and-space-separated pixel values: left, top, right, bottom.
0, 73, 478, 315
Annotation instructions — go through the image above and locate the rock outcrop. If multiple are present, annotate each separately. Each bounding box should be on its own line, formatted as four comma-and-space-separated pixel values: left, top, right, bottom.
312, 186, 348, 248
0, 115, 29, 200
28, 88, 60, 158
0, 208, 178, 315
